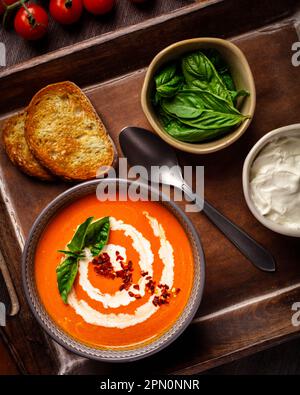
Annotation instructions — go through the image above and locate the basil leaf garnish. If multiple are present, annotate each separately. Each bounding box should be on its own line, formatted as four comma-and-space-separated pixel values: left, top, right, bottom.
56, 216, 110, 303
85, 216, 110, 257
56, 256, 79, 304
67, 217, 93, 252
58, 250, 85, 259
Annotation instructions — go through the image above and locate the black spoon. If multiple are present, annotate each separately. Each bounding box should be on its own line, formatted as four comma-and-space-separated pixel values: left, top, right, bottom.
119, 126, 276, 272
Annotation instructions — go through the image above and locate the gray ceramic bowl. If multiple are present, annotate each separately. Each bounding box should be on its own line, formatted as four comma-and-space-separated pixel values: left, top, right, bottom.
22, 179, 205, 362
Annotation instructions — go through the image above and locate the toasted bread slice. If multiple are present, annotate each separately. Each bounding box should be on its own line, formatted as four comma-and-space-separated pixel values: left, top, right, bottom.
25, 81, 115, 181
2, 111, 54, 181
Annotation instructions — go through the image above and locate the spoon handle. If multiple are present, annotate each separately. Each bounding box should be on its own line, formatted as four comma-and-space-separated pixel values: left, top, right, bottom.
182, 183, 276, 272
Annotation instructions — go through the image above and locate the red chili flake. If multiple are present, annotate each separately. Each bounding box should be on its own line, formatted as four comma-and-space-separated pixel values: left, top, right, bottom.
152, 293, 170, 306
151, 283, 176, 307
93, 253, 115, 278
146, 279, 156, 294
93, 253, 179, 307
93, 252, 134, 291
153, 296, 160, 307
124, 273, 132, 284
116, 270, 124, 278
101, 252, 110, 261
128, 261, 134, 272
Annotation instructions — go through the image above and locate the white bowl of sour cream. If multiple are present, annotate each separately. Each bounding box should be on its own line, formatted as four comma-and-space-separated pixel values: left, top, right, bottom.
243, 124, 300, 237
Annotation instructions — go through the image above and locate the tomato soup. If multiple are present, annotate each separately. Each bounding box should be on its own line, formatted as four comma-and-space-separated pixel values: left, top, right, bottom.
35, 195, 194, 349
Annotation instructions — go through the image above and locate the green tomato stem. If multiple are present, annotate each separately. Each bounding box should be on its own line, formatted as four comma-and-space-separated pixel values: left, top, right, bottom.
65, 0, 73, 9
2, 0, 28, 29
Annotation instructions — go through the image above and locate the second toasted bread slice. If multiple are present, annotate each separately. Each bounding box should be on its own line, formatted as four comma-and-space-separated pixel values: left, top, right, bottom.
25, 82, 115, 181
2, 111, 54, 181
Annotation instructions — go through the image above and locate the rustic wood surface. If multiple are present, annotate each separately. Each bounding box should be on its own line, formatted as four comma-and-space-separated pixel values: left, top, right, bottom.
0, 0, 295, 115
3, 331, 300, 375
0, 0, 195, 67
0, 338, 18, 375
210, 338, 300, 375
0, 0, 300, 375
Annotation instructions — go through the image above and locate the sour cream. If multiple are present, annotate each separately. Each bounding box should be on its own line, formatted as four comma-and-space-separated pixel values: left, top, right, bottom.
68, 213, 175, 329
250, 136, 300, 230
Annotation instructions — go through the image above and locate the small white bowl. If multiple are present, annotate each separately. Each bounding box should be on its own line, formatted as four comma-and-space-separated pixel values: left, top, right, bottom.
243, 124, 300, 238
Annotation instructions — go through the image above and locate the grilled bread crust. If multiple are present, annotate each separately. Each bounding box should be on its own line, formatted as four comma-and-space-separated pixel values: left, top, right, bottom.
25, 81, 115, 181
2, 111, 54, 181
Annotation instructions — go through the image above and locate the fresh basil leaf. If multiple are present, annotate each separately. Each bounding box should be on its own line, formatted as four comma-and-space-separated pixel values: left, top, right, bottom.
157, 75, 183, 98
203, 49, 228, 74
58, 250, 84, 259
154, 50, 250, 144
56, 256, 79, 304
162, 117, 232, 143
182, 51, 233, 104
153, 91, 161, 106
203, 49, 236, 90
178, 110, 247, 130
221, 73, 236, 92
155, 63, 177, 86
56, 216, 110, 303
85, 216, 110, 257
229, 89, 250, 106
67, 217, 94, 253
180, 89, 240, 114
154, 63, 183, 99
161, 92, 205, 119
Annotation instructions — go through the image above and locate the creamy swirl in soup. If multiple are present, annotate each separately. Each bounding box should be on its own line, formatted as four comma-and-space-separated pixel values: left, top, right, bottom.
35, 195, 194, 348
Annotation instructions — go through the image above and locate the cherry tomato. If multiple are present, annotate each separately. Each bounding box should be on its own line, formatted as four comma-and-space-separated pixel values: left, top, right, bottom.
14, 4, 48, 40
83, 0, 114, 16
50, 0, 83, 25
0, 0, 20, 15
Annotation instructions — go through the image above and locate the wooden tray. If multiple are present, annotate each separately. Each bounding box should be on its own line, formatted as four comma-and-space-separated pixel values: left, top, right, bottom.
1, 0, 300, 375
0, 0, 194, 67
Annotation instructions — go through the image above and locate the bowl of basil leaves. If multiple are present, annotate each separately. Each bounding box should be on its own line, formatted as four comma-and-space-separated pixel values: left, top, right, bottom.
141, 38, 256, 154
